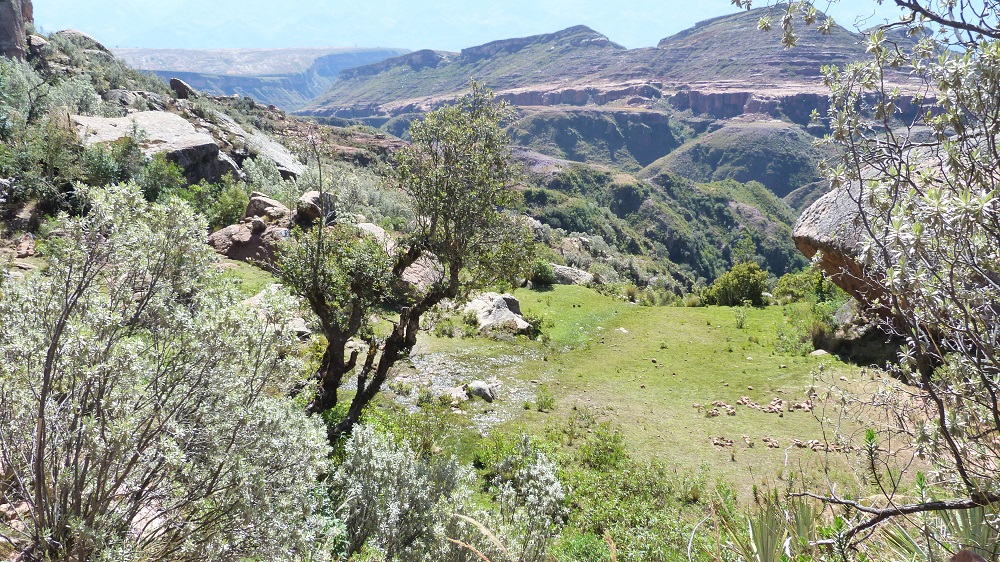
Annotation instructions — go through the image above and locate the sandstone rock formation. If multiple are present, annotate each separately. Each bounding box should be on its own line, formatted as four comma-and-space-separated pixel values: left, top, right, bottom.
169, 78, 198, 99
401, 255, 444, 292
0, 0, 32, 60
72, 111, 239, 183
464, 292, 531, 333
245, 191, 291, 222
792, 184, 888, 310
296, 190, 336, 225
207, 220, 291, 264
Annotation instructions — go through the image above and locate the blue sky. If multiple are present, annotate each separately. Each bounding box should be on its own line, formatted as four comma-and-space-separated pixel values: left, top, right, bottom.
34, 0, 907, 51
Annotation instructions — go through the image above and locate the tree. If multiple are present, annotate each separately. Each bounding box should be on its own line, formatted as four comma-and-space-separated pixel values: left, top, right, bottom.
742, 0, 1000, 555
278, 82, 532, 436
704, 261, 768, 306
0, 184, 336, 561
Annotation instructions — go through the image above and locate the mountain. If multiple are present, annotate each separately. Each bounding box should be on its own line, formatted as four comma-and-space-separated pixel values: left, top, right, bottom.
114, 47, 409, 110
299, 6, 878, 121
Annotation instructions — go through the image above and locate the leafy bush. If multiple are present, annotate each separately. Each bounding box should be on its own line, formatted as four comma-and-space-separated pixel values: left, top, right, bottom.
530, 258, 557, 286
333, 424, 473, 559
0, 184, 335, 561
704, 261, 769, 306
774, 265, 844, 304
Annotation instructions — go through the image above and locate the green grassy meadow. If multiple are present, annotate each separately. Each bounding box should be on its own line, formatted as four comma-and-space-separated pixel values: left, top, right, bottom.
413, 285, 864, 492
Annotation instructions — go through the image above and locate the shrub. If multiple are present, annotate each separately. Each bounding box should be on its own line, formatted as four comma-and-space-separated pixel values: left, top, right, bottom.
774, 265, 843, 304
334, 424, 474, 559
536, 385, 556, 412
0, 184, 335, 561
704, 261, 769, 306
530, 258, 557, 286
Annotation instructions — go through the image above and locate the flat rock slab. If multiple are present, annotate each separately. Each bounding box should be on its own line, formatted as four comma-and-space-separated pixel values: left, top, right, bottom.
73, 111, 215, 155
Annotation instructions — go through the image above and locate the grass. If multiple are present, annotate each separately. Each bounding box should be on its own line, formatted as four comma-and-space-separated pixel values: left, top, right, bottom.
414, 285, 864, 494
216, 258, 278, 297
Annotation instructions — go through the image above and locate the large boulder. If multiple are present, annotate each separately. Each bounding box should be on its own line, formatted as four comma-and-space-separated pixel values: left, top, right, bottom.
207, 220, 291, 264
465, 380, 496, 403
245, 192, 291, 223
356, 222, 395, 252
464, 292, 531, 333
552, 264, 595, 285
169, 78, 198, 100
296, 191, 337, 225
402, 255, 445, 291
248, 132, 306, 179
72, 112, 239, 183
792, 184, 889, 310
206, 112, 305, 179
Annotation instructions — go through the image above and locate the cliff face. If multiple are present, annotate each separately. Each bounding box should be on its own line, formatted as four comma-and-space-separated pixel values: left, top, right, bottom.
0, 0, 32, 61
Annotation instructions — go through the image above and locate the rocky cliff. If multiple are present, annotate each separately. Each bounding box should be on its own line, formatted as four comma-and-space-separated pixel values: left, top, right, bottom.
0, 0, 32, 60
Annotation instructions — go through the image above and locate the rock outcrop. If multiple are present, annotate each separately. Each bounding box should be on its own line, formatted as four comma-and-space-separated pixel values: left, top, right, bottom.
169, 78, 198, 99
792, 184, 888, 310
0, 0, 32, 60
551, 264, 595, 286
207, 193, 294, 264
72, 112, 239, 183
464, 292, 531, 333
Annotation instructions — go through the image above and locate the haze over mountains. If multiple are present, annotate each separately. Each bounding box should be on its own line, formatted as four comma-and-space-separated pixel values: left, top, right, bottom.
114, 47, 409, 110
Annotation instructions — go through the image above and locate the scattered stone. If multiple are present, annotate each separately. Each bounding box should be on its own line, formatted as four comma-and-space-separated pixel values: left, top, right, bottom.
711, 436, 734, 447
809, 349, 830, 357
617, 327, 629, 334
762, 435, 781, 448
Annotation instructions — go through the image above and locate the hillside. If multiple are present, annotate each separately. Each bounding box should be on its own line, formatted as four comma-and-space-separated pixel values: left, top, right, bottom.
115, 47, 409, 110
639, 117, 826, 197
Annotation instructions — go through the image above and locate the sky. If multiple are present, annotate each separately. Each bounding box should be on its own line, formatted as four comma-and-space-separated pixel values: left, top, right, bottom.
33, 0, 907, 51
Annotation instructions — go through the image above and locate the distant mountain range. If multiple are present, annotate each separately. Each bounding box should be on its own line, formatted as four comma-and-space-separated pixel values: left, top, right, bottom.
114, 47, 409, 110
297, 7, 901, 120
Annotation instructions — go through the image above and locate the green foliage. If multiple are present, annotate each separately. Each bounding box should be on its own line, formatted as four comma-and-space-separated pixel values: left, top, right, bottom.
161, 174, 250, 232
333, 424, 473, 559
0, 184, 334, 561
535, 385, 556, 412
82, 135, 144, 187
136, 152, 186, 201
774, 265, 844, 304
578, 422, 627, 470
704, 261, 769, 306
280, 82, 531, 431
530, 258, 557, 286
393, 81, 534, 293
